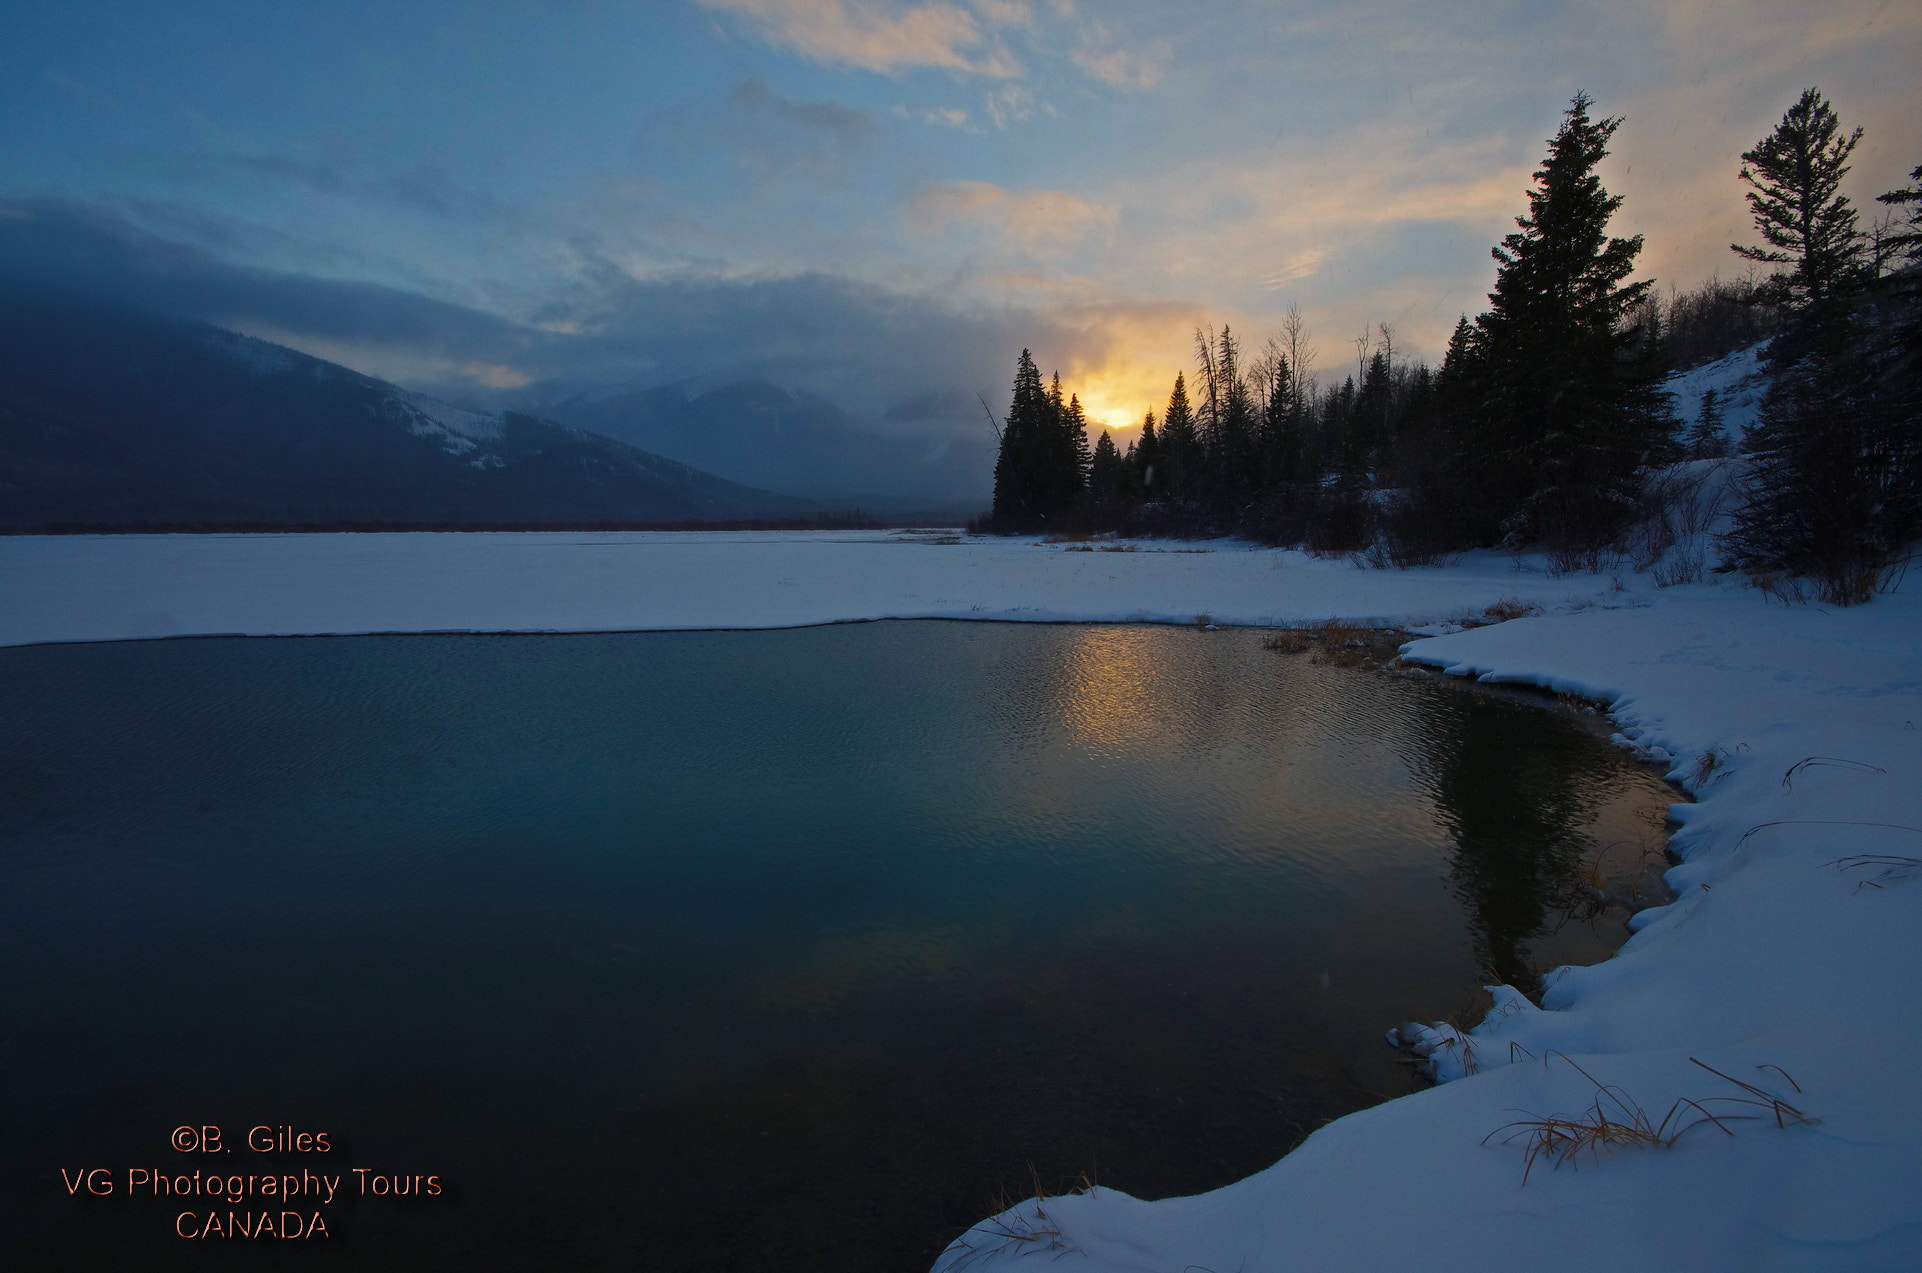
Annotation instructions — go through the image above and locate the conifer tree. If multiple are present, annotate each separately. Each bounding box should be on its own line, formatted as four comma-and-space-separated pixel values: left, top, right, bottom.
1088, 429, 1123, 507
1059, 392, 1092, 511
1732, 88, 1865, 315
990, 352, 1085, 530
1158, 373, 1199, 502
1726, 102, 1920, 603
991, 349, 1050, 529
1685, 389, 1729, 459
1465, 92, 1674, 551
1254, 349, 1304, 487
1132, 409, 1160, 498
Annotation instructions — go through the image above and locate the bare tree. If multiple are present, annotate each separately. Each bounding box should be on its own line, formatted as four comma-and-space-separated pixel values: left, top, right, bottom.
1280, 304, 1318, 411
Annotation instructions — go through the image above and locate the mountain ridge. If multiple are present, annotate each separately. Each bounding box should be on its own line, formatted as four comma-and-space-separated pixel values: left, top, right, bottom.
0, 296, 818, 530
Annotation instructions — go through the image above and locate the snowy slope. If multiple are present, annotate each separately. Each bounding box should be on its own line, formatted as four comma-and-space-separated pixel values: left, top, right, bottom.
1665, 342, 1769, 447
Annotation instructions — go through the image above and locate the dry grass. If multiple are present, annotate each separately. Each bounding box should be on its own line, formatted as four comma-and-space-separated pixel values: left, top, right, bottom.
1827, 854, 1922, 891
1478, 597, 1542, 624
1780, 756, 1887, 790
1264, 619, 1408, 669
936, 1167, 1087, 1271
1487, 1054, 1815, 1184
1575, 841, 1675, 915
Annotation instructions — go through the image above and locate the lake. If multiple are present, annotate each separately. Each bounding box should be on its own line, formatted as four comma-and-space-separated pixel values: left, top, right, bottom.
0, 621, 1676, 1271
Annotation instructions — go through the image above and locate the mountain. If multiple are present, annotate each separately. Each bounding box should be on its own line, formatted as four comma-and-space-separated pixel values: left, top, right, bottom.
541, 378, 995, 511
0, 296, 816, 530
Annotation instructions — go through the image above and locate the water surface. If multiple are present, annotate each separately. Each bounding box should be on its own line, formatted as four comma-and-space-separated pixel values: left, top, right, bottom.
0, 622, 1675, 1271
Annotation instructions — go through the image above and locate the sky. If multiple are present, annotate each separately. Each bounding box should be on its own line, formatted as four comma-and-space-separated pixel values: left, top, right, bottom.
2, 0, 1918, 441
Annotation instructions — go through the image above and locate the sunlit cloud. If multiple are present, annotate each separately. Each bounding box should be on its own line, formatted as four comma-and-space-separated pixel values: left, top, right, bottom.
905, 179, 1116, 254
697, 0, 1021, 76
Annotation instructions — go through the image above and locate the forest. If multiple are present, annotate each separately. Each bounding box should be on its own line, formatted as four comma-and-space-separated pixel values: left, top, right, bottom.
985, 90, 1922, 605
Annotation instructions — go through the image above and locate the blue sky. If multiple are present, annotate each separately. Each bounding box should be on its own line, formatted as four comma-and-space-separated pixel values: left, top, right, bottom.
3, 0, 1918, 432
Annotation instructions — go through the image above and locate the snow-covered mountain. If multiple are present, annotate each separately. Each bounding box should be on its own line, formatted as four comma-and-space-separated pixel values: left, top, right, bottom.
0, 296, 817, 529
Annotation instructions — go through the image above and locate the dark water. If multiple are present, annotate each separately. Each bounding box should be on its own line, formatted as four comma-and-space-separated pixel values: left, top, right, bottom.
0, 622, 1675, 1272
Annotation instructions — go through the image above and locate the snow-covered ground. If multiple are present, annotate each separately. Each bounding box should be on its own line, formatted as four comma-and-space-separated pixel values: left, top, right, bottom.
0, 529, 1653, 648
4, 522, 1918, 1272
1666, 342, 1769, 446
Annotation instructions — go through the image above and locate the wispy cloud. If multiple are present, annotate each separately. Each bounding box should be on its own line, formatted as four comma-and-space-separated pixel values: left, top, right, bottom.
697, 0, 1021, 76
905, 179, 1117, 254
1068, 22, 1171, 90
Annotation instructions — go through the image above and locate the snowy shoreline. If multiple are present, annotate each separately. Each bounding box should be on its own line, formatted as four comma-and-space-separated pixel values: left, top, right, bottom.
5, 530, 1919, 1272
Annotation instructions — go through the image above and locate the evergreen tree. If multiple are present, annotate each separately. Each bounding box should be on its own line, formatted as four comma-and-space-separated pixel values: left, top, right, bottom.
1088, 429, 1123, 507
989, 352, 1084, 530
1685, 389, 1730, 459
1878, 164, 1922, 265
1254, 349, 1304, 486
1465, 92, 1674, 551
1724, 104, 1922, 603
1198, 325, 1256, 512
1349, 349, 1392, 478
1059, 392, 1092, 510
1132, 409, 1161, 498
990, 349, 1050, 529
1732, 88, 1865, 315
1158, 373, 1199, 502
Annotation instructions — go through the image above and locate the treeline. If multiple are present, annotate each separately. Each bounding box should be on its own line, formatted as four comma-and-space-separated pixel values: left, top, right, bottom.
984, 89, 1922, 604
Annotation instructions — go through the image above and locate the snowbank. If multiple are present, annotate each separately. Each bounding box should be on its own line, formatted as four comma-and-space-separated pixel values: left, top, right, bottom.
4, 528, 1917, 1272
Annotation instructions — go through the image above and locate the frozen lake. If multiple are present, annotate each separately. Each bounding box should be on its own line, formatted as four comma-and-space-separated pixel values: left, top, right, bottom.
1, 621, 1675, 1270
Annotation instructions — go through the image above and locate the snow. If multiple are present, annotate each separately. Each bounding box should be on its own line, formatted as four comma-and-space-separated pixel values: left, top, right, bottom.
0, 531, 1656, 647
1665, 343, 1769, 446
4, 527, 1919, 1272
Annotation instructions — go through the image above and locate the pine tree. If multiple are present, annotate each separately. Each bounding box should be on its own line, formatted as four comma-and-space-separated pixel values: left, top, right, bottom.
1879, 164, 1922, 265
1685, 389, 1729, 459
1254, 349, 1303, 486
1732, 88, 1865, 316
1724, 102, 1921, 603
990, 352, 1084, 530
1158, 373, 1199, 502
1349, 349, 1392, 479
1059, 391, 1092, 511
1466, 92, 1675, 552
1088, 429, 1123, 507
990, 349, 1050, 530
1132, 409, 1160, 498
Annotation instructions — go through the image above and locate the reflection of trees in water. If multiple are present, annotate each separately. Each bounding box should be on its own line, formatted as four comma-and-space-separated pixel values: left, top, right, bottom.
1405, 688, 1615, 994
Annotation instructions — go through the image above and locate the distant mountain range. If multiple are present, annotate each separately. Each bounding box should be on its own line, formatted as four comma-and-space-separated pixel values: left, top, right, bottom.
537, 379, 995, 513
0, 296, 821, 530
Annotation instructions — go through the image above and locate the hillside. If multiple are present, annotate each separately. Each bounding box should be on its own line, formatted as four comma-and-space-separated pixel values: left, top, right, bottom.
0, 296, 816, 530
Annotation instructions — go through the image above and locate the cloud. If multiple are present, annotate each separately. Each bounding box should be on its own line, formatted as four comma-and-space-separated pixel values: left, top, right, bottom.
0, 198, 532, 363
224, 153, 524, 225
0, 196, 1125, 426
905, 179, 1117, 254
983, 84, 1034, 128
1068, 24, 1171, 90
729, 79, 874, 142
697, 0, 1021, 77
